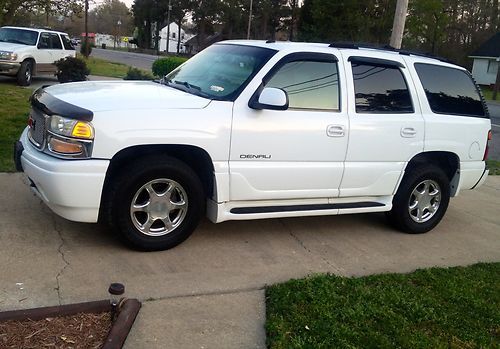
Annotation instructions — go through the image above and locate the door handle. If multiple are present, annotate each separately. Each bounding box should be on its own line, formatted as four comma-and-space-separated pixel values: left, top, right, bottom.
401, 127, 417, 138
327, 125, 345, 137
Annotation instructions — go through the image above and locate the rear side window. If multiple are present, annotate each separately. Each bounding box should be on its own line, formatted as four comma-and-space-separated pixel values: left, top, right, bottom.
351, 63, 413, 113
414, 63, 486, 117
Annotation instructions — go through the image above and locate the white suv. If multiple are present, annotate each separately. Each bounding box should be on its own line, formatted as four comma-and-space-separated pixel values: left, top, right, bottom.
14, 41, 492, 251
0, 26, 75, 86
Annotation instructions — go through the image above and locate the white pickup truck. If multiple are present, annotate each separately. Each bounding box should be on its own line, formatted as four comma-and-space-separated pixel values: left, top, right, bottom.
15, 41, 492, 251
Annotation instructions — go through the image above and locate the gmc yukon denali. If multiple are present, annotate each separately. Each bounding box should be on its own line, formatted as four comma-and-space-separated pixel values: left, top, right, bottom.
14, 41, 492, 251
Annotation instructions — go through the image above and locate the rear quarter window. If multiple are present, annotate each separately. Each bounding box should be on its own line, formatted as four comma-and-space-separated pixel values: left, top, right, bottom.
414, 63, 486, 118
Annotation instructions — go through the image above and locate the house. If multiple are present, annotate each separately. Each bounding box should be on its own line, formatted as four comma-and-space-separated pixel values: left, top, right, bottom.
469, 32, 499, 85
159, 22, 190, 53
184, 32, 223, 55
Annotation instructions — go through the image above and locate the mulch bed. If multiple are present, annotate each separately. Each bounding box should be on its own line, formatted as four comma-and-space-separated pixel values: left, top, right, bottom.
0, 311, 112, 349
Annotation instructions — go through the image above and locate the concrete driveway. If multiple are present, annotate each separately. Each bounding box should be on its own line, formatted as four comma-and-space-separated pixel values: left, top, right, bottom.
1, 173, 499, 348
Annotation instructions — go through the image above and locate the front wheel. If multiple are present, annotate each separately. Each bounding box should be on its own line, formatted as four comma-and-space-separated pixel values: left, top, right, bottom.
109, 156, 205, 251
17, 60, 33, 86
387, 165, 450, 234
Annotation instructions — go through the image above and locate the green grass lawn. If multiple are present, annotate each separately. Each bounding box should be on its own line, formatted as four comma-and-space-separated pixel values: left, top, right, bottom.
481, 86, 498, 101
0, 84, 31, 172
487, 160, 500, 175
266, 263, 500, 348
80, 55, 131, 78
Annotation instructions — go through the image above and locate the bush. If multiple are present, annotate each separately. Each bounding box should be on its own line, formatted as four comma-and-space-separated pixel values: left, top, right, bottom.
123, 67, 154, 80
152, 56, 187, 77
54, 56, 90, 83
80, 40, 92, 57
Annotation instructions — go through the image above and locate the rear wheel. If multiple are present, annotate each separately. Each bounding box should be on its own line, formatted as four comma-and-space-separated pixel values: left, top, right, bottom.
17, 60, 33, 86
387, 165, 450, 234
108, 156, 205, 251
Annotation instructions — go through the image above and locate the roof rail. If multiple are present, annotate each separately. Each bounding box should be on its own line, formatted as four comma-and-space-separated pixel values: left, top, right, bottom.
328, 42, 454, 64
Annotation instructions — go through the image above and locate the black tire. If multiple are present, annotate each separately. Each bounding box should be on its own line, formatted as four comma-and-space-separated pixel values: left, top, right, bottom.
387, 164, 450, 234
108, 155, 205, 251
17, 60, 33, 86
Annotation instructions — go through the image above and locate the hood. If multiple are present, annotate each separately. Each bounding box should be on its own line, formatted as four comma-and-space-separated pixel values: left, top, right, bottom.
0, 42, 33, 52
44, 80, 212, 113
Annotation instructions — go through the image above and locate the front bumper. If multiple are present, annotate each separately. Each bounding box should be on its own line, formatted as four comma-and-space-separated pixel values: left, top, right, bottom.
17, 127, 109, 222
0, 61, 20, 75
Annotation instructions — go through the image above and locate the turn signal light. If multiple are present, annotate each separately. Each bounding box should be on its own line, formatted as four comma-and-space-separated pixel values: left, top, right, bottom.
71, 121, 94, 139
48, 138, 83, 154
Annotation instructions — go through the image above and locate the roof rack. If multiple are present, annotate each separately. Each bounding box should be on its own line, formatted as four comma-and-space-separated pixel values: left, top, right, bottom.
328, 42, 454, 64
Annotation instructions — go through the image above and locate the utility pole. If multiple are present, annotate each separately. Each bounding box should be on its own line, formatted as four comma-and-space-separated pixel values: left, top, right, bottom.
247, 0, 253, 40
166, 0, 172, 55
389, 0, 408, 49
84, 0, 89, 56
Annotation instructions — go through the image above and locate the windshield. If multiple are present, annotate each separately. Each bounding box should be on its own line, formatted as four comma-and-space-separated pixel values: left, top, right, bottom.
0, 28, 39, 46
165, 44, 276, 101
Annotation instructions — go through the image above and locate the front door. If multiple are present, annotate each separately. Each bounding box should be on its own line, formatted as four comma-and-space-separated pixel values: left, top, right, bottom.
230, 52, 349, 201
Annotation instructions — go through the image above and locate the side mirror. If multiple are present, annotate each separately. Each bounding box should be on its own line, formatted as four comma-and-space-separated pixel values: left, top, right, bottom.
249, 87, 289, 111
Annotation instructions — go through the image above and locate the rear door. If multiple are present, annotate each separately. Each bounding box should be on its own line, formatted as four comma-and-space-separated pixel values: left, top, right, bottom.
340, 53, 424, 197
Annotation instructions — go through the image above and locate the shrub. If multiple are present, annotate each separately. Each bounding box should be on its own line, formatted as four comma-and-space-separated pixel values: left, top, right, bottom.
123, 67, 154, 80
54, 56, 90, 83
152, 56, 187, 77
80, 40, 92, 57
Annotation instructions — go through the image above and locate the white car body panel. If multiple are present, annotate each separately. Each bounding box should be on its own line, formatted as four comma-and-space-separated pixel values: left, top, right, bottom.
17, 40, 491, 226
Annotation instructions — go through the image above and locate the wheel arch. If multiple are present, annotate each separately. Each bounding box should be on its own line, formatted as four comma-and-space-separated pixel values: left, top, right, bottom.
98, 144, 216, 223
403, 151, 460, 196
21, 57, 37, 74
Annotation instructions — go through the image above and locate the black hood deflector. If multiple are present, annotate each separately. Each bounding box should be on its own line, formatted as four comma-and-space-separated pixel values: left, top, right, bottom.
30, 87, 94, 121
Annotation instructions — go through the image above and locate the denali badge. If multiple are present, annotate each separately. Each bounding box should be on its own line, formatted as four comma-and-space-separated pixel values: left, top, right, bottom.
240, 154, 272, 159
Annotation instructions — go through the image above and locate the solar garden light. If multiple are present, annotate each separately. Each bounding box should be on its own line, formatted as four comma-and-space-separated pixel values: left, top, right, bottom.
108, 283, 125, 319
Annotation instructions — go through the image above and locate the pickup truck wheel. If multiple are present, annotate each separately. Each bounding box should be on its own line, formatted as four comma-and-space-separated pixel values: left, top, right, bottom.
17, 60, 33, 86
109, 156, 204, 251
387, 165, 450, 234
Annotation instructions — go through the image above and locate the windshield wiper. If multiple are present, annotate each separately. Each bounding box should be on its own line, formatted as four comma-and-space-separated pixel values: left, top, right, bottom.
162, 78, 210, 98
174, 80, 202, 91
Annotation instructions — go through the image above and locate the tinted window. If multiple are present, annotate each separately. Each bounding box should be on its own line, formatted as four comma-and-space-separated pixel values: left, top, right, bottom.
49, 33, 62, 49
61, 34, 74, 50
266, 60, 340, 110
352, 63, 413, 113
415, 63, 485, 117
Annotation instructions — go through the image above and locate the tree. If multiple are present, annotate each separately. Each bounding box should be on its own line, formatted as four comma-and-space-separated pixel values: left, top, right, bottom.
0, 0, 83, 27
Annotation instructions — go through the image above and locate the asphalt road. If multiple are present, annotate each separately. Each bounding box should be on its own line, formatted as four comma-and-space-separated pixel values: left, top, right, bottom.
90, 47, 160, 71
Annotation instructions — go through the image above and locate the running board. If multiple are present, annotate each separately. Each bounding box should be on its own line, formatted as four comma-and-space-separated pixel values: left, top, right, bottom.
230, 202, 384, 214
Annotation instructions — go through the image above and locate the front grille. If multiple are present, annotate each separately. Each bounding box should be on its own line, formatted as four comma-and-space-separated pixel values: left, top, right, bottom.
28, 108, 47, 148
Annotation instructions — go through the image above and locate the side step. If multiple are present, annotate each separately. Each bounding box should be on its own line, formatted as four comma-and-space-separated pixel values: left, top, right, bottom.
230, 202, 384, 214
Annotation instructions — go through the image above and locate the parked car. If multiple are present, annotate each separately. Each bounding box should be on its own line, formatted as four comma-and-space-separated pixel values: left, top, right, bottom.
0, 26, 75, 85
14, 41, 492, 251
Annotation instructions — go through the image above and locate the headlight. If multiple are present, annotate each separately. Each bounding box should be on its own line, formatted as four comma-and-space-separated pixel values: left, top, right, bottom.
49, 115, 94, 139
0, 51, 18, 60
46, 115, 94, 159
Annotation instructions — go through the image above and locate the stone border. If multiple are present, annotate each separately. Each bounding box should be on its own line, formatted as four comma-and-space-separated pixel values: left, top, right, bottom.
0, 299, 141, 349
